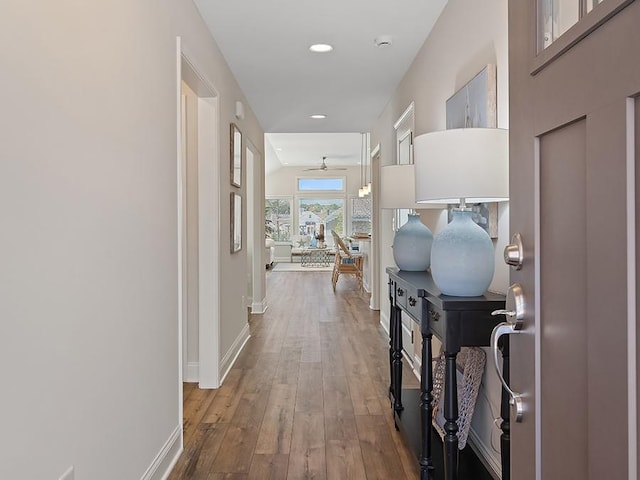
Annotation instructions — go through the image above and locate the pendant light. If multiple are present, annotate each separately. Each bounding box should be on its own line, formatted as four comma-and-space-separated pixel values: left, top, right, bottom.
364, 132, 371, 194
358, 133, 366, 197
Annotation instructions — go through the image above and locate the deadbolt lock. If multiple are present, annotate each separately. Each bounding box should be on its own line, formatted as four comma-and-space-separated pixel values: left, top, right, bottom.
504, 233, 524, 270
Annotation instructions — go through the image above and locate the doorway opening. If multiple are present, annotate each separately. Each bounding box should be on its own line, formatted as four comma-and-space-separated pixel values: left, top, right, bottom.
176, 38, 221, 443
246, 140, 267, 313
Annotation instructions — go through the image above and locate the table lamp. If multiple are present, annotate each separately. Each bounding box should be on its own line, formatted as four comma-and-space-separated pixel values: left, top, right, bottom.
380, 164, 435, 271
414, 128, 508, 296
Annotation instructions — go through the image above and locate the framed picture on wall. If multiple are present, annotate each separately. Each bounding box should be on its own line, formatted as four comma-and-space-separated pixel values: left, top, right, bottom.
230, 123, 242, 187
446, 65, 499, 234
447, 202, 499, 239
445, 64, 497, 129
231, 192, 242, 253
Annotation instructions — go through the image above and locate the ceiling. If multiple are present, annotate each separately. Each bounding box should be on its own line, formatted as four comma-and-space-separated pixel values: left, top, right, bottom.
193, 0, 448, 169
265, 132, 363, 175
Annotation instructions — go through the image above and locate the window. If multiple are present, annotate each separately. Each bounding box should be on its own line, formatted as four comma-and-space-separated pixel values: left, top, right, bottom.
539, 0, 605, 50
350, 197, 372, 235
297, 177, 345, 192
298, 198, 344, 245
265, 197, 292, 241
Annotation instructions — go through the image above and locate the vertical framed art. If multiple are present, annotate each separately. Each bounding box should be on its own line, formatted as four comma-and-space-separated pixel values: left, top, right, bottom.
231, 192, 242, 253
445, 64, 497, 129
230, 123, 242, 187
445, 64, 499, 237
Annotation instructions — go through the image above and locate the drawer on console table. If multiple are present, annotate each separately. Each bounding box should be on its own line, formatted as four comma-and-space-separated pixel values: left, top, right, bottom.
428, 307, 503, 351
395, 281, 422, 322
395, 283, 408, 310
426, 303, 443, 338
406, 289, 422, 320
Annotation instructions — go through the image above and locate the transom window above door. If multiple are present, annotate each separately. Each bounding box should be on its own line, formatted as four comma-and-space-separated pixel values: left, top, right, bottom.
539, 0, 606, 49
297, 177, 345, 192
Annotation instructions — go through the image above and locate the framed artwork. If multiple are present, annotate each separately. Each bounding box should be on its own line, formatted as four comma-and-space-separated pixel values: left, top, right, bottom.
446, 65, 499, 234
446, 64, 497, 129
230, 123, 242, 187
231, 192, 242, 253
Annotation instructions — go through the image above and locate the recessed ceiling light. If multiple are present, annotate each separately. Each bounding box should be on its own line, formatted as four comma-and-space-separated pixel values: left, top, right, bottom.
310, 114, 327, 119
309, 44, 333, 53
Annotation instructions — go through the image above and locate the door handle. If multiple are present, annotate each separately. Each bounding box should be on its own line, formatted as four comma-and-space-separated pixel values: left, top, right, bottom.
491, 322, 524, 423
491, 283, 525, 326
490, 283, 526, 422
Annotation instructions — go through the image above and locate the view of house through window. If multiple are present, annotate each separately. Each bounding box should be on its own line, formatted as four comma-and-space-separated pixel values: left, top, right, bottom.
265, 197, 292, 241
298, 198, 344, 246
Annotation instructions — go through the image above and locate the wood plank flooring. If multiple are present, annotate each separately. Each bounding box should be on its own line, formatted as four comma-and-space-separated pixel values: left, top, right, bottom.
169, 270, 420, 480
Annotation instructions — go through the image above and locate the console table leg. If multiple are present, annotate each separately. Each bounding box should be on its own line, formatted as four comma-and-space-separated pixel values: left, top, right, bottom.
444, 351, 459, 480
392, 305, 404, 412
499, 336, 511, 480
419, 330, 434, 480
388, 284, 395, 405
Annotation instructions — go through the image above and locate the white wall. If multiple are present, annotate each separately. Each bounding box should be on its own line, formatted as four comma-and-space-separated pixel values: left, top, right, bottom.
0, 1, 263, 478
371, 0, 509, 473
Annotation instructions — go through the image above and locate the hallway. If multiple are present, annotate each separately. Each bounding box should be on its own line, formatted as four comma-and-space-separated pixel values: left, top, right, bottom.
169, 270, 420, 479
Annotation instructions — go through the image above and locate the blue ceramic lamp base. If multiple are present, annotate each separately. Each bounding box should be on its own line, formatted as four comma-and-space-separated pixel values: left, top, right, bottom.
393, 214, 433, 271
430, 209, 494, 296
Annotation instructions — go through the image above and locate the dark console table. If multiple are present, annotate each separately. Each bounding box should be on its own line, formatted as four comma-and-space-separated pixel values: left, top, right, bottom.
386, 267, 509, 480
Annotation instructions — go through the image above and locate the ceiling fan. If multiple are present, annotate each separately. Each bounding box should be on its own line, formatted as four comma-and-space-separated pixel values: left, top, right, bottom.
303, 156, 347, 172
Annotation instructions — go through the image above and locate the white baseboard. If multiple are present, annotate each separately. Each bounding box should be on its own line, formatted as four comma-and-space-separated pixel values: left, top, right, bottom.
401, 349, 414, 368
413, 352, 422, 381
380, 310, 390, 334
184, 362, 199, 383
251, 298, 268, 314
468, 427, 502, 479
219, 323, 250, 385
274, 256, 291, 263
140, 424, 182, 480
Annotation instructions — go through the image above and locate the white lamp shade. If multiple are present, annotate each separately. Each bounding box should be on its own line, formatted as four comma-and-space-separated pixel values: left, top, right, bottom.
414, 128, 509, 204
380, 165, 441, 210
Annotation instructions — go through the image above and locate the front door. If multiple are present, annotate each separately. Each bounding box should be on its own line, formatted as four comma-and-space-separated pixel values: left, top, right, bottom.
508, 1, 640, 478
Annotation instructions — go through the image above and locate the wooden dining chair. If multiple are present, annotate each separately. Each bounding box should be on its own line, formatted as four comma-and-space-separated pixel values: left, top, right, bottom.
331, 230, 363, 292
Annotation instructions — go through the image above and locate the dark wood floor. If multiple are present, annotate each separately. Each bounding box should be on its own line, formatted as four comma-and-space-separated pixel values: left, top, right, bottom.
169, 270, 420, 480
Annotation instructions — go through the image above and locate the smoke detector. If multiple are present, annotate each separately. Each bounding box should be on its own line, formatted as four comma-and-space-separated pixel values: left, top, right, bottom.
374, 35, 393, 47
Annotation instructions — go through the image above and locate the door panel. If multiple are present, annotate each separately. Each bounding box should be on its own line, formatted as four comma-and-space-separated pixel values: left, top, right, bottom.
585, 103, 629, 479
539, 120, 588, 480
637, 95, 640, 477
509, 1, 640, 478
